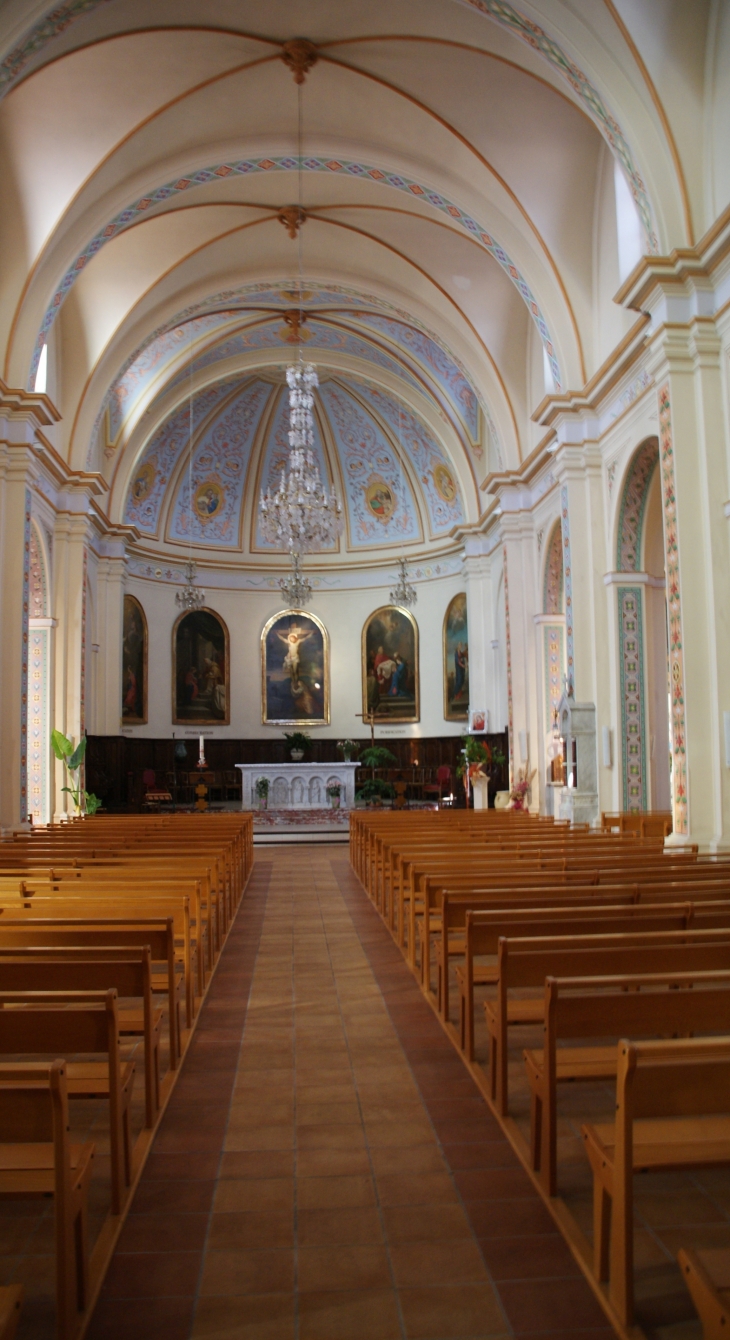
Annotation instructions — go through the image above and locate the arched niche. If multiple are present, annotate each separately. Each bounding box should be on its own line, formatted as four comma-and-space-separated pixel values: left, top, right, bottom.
540, 520, 567, 799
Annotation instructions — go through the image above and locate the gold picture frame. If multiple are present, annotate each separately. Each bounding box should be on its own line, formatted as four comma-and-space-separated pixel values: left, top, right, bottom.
122, 594, 148, 724
172, 607, 230, 725
362, 605, 420, 723
443, 592, 469, 721
261, 609, 330, 726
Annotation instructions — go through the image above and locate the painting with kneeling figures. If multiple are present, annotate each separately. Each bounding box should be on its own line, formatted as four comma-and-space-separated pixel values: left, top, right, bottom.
261, 610, 329, 725
362, 605, 419, 724
173, 608, 229, 724
443, 592, 469, 721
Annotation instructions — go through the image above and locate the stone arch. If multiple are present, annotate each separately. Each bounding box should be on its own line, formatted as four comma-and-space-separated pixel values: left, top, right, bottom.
540, 521, 566, 788
616, 437, 659, 571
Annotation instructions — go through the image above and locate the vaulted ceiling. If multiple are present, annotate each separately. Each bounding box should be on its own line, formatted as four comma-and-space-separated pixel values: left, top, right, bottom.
0, 0, 719, 567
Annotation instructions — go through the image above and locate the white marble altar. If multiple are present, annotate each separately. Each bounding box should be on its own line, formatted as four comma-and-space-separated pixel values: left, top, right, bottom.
237, 762, 360, 810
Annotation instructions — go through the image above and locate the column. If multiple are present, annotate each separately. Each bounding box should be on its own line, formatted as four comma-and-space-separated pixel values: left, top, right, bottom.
0, 387, 58, 832
500, 509, 541, 810
645, 320, 730, 846
52, 514, 93, 820
94, 550, 127, 734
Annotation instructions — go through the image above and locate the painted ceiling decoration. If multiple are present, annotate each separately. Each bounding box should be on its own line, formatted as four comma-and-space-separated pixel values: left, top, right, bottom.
122, 372, 465, 555
30, 155, 563, 391
2, 0, 656, 255
91, 282, 495, 468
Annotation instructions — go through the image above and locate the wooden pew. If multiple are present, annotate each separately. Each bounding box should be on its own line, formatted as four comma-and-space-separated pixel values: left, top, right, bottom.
0, 1287, 22, 1340
0, 899, 196, 1029
582, 1035, 730, 1328
0, 1061, 94, 1340
678, 1247, 730, 1339
0, 990, 133, 1214
523, 965, 730, 1194
0, 918, 182, 1065
0, 950, 161, 1127
456, 901, 708, 1059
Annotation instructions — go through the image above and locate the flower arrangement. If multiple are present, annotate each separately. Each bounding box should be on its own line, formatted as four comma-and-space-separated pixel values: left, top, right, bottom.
509, 767, 536, 810
326, 783, 341, 798
456, 734, 505, 784
337, 740, 358, 761
283, 731, 311, 759
254, 777, 270, 802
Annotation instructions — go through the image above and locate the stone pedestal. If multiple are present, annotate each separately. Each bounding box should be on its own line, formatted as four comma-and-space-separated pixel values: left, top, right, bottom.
237, 762, 360, 810
556, 693, 598, 827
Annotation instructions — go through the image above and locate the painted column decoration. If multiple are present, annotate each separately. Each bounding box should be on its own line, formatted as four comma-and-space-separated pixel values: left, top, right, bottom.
615, 438, 659, 812
658, 385, 688, 834
560, 486, 574, 692
20, 493, 30, 822
28, 525, 50, 825
503, 544, 514, 784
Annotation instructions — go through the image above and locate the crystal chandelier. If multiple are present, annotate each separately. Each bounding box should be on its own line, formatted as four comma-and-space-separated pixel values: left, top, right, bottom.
259, 363, 343, 571
390, 555, 417, 608
279, 552, 312, 608
175, 559, 205, 612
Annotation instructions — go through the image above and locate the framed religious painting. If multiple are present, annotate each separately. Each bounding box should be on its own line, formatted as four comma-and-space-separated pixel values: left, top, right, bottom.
172, 608, 229, 724
362, 605, 419, 724
443, 592, 469, 721
261, 610, 329, 726
121, 594, 147, 723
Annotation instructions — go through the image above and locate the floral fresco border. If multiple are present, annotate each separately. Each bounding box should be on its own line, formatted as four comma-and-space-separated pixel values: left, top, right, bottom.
543, 624, 564, 730
560, 485, 574, 693
503, 544, 513, 785
659, 383, 688, 834
31, 157, 562, 391
617, 586, 647, 811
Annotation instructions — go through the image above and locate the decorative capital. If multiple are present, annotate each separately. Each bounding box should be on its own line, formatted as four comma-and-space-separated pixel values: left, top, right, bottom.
277, 205, 307, 239
281, 38, 318, 84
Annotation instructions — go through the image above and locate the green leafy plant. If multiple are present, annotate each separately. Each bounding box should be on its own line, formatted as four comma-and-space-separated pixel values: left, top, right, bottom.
283, 731, 311, 754
326, 783, 341, 798
51, 729, 102, 814
254, 777, 270, 798
359, 745, 397, 770
356, 777, 395, 803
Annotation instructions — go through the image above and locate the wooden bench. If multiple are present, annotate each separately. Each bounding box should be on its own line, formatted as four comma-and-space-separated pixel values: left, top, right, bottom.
0, 1287, 22, 1340
678, 1247, 730, 1339
0, 989, 133, 1214
582, 1035, 730, 1327
522, 957, 730, 1192
0, 1061, 94, 1340
0, 949, 161, 1127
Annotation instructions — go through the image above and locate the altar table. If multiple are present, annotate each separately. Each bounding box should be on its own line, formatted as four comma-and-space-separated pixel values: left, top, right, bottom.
236, 762, 360, 810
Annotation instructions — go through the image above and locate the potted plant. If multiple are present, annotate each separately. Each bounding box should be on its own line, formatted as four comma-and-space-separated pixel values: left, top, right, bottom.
254, 777, 270, 810
456, 734, 506, 807
356, 777, 395, 807
283, 731, 311, 761
51, 729, 102, 815
326, 782, 342, 809
337, 739, 358, 762
359, 745, 398, 772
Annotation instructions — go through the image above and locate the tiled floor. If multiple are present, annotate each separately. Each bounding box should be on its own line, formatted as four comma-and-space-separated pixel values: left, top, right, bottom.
86, 848, 614, 1340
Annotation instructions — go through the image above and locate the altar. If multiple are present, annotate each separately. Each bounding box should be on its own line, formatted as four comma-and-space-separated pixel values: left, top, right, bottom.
236, 762, 360, 810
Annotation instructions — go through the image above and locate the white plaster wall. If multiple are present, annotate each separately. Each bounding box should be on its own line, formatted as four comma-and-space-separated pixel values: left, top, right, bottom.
118, 572, 468, 741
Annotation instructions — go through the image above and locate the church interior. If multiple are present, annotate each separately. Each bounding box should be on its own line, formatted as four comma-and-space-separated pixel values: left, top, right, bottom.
0, 1, 730, 1337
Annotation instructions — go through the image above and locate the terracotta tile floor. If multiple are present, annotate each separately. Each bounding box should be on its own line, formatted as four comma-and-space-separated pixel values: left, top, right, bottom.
86, 848, 615, 1340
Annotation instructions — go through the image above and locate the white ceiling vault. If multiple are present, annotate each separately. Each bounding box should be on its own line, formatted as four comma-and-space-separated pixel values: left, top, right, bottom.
0, 0, 719, 571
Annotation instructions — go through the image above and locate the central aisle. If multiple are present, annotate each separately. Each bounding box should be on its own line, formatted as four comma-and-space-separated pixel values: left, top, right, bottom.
88, 847, 613, 1340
